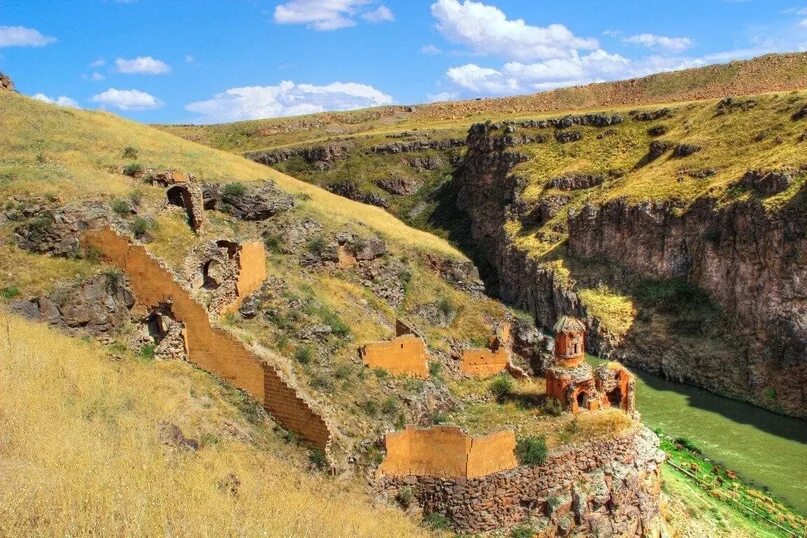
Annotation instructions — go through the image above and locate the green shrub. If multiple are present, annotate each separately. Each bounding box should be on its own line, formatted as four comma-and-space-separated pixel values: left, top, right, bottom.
138, 344, 156, 360
428, 360, 442, 379
294, 346, 313, 365
489, 374, 514, 400
128, 189, 144, 207
308, 448, 328, 470
437, 296, 455, 317
121, 146, 138, 160
423, 512, 451, 531
317, 305, 349, 337
263, 234, 283, 254
510, 523, 536, 538
373, 367, 389, 379
381, 396, 400, 415
130, 216, 155, 237
515, 435, 548, 465
335, 365, 352, 379
362, 400, 379, 417
1, 286, 21, 299
222, 182, 246, 197
111, 199, 131, 216
395, 487, 414, 509
541, 397, 564, 416
310, 375, 332, 391
306, 235, 326, 254
122, 163, 144, 177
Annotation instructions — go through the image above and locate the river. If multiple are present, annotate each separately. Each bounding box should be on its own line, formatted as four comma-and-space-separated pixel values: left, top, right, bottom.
622, 364, 807, 512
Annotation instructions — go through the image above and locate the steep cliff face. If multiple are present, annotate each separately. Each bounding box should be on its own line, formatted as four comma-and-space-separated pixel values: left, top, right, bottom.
453, 123, 806, 417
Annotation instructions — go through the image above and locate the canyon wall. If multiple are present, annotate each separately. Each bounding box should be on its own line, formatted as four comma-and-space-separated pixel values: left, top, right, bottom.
83, 228, 333, 448
379, 426, 665, 535
452, 124, 806, 416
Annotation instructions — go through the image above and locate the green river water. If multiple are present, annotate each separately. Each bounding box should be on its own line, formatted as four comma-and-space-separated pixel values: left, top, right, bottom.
624, 366, 807, 513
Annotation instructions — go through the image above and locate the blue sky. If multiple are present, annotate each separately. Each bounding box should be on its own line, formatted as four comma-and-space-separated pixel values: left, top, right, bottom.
1, 0, 806, 124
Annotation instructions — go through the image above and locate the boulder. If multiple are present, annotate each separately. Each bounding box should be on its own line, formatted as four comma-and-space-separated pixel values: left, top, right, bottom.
202, 181, 294, 220
740, 168, 795, 195
375, 177, 421, 196
673, 144, 701, 158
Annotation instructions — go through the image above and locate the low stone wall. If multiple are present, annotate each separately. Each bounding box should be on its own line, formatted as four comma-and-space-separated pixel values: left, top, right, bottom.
360, 335, 429, 377
379, 426, 665, 535
460, 347, 509, 377
377, 426, 517, 479
83, 228, 332, 449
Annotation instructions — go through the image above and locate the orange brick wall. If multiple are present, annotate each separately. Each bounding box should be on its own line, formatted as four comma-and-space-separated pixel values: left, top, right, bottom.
83, 228, 331, 449
460, 348, 509, 377
360, 335, 429, 377
378, 426, 517, 478
222, 241, 267, 314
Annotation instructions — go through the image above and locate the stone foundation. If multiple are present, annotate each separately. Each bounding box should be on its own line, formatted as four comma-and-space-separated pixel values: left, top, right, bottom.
379, 426, 664, 535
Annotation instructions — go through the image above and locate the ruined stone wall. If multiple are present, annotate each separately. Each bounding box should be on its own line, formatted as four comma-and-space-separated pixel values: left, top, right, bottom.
83, 228, 332, 449
377, 426, 517, 478
379, 426, 664, 535
221, 241, 267, 314
459, 348, 509, 377
360, 335, 429, 377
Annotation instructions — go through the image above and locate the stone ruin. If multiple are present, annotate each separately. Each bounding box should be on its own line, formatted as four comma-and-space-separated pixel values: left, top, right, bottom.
459, 323, 512, 378
181, 239, 267, 314
545, 316, 636, 415
359, 319, 429, 377
140, 303, 188, 361
164, 178, 204, 232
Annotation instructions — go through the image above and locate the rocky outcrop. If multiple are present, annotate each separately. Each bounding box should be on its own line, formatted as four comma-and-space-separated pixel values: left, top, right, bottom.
452, 123, 807, 416
567, 194, 807, 416
13, 204, 110, 257
379, 426, 665, 535
202, 181, 294, 220
326, 180, 389, 208
245, 143, 350, 170
739, 168, 795, 194
369, 138, 465, 154
13, 271, 135, 335
375, 177, 420, 196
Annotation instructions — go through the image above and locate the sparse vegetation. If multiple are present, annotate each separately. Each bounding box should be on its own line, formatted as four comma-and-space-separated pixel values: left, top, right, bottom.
222, 181, 246, 197
515, 435, 548, 465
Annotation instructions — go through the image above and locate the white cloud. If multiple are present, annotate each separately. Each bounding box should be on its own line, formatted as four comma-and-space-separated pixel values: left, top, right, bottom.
185, 81, 393, 122
800, 18, 807, 28
185, 54, 194, 63
420, 44, 442, 55
430, 0, 597, 62
90, 58, 106, 68
0, 26, 56, 48
91, 72, 105, 81
32, 93, 80, 109
427, 91, 459, 102
114, 56, 170, 75
622, 33, 694, 53
91, 88, 163, 110
362, 5, 394, 23
274, 0, 392, 31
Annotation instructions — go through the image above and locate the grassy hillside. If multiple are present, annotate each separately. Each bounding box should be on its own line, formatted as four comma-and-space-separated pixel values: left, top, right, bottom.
160, 52, 807, 154
0, 311, 426, 537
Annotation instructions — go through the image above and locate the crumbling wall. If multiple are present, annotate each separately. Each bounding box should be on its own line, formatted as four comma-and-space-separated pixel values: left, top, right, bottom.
377, 426, 517, 478
83, 228, 331, 449
227, 241, 267, 313
165, 183, 204, 232
460, 323, 512, 377
360, 335, 429, 377
379, 426, 665, 535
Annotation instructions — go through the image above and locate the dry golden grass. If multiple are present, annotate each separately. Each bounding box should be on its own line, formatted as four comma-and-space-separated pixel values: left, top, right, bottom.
0, 90, 461, 259
0, 311, 427, 537
578, 284, 637, 337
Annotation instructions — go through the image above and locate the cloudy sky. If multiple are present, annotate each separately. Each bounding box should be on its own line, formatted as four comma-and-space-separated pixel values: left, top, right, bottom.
2, 0, 807, 123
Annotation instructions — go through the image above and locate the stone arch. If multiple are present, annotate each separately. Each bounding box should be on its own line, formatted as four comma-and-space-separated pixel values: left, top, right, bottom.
165, 184, 204, 232
576, 390, 587, 410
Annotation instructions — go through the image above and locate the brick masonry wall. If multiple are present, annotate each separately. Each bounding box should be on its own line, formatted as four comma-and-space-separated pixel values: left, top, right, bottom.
83, 228, 332, 449
379, 426, 665, 536
459, 348, 509, 377
360, 335, 429, 377
221, 240, 267, 314
377, 426, 517, 478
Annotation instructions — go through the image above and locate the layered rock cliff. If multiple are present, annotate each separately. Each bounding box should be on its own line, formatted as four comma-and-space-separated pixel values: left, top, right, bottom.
452, 122, 807, 417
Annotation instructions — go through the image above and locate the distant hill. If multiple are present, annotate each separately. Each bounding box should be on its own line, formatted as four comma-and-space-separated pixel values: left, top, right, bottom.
160, 52, 807, 152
